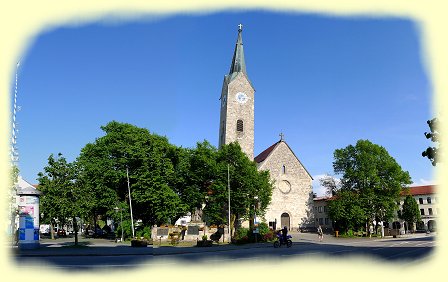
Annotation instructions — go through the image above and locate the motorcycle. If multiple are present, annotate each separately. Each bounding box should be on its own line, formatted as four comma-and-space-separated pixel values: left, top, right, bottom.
273, 233, 293, 248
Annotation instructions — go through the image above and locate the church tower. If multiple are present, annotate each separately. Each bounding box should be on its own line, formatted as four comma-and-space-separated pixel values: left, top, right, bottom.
218, 24, 255, 160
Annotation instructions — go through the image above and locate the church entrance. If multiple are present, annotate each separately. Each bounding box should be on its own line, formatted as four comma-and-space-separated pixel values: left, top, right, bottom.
280, 213, 290, 230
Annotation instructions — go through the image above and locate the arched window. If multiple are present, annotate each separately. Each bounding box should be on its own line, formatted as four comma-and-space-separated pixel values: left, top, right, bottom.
282, 165, 286, 174
236, 119, 244, 132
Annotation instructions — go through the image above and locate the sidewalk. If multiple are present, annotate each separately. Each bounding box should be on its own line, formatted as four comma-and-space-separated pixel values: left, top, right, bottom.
11, 232, 434, 257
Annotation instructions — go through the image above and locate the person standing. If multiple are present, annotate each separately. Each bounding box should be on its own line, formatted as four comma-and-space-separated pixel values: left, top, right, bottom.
317, 225, 323, 242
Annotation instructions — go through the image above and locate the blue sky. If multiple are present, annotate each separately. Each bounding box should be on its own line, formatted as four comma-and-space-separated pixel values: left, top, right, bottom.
12, 11, 434, 195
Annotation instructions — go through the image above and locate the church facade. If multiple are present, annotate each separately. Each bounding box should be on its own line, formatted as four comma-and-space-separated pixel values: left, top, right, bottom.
219, 25, 314, 231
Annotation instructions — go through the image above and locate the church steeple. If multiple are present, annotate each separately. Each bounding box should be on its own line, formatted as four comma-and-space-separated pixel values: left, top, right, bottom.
219, 23, 255, 160
229, 24, 246, 75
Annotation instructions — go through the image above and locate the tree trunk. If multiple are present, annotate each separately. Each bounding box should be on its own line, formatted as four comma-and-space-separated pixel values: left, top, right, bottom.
73, 217, 78, 246
93, 212, 97, 237
230, 214, 236, 238
50, 222, 55, 240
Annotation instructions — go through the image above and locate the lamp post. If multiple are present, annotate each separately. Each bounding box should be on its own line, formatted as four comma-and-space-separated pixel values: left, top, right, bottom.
254, 196, 259, 243
114, 206, 124, 242
126, 166, 135, 238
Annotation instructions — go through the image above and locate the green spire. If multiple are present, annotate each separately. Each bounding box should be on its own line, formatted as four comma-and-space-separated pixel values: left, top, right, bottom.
229, 24, 246, 75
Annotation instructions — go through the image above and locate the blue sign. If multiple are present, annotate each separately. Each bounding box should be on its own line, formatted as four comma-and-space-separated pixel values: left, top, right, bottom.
25, 216, 34, 229
19, 228, 25, 240
34, 229, 39, 240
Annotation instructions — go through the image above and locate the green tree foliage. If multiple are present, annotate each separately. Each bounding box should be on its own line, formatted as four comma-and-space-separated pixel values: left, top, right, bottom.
422, 118, 439, 166
41, 121, 273, 236
215, 142, 273, 233
330, 140, 412, 233
398, 194, 421, 232
175, 141, 219, 217
327, 190, 366, 232
77, 121, 187, 227
38, 153, 90, 244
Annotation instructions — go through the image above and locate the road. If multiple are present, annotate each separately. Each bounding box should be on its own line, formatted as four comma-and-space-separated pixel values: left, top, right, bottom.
12, 233, 435, 271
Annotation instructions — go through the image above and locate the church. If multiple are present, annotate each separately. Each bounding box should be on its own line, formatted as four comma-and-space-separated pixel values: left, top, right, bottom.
218, 24, 314, 231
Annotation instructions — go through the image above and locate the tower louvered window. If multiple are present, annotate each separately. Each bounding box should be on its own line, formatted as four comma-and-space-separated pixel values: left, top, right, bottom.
237, 119, 244, 132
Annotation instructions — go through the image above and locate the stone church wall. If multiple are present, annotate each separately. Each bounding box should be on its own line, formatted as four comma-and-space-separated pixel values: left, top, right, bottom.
259, 142, 314, 230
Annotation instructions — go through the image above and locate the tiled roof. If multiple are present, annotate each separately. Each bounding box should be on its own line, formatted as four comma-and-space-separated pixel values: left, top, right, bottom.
402, 185, 436, 196
313, 196, 336, 202
254, 141, 280, 163
314, 185, 436, 202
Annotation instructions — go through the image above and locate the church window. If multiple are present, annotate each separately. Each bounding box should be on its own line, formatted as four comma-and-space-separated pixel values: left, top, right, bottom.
237, 119, 244, 132
282, 165, 286, 174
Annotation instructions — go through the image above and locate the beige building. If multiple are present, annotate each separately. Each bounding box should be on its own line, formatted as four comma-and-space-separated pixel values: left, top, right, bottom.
312, 196, 333, 232
311, 185, 438, 234
395, 185, 437, 232
219, 25, 314, 231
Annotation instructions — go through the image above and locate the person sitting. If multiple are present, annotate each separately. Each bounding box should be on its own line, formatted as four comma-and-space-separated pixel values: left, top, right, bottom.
281, 226, 288, 243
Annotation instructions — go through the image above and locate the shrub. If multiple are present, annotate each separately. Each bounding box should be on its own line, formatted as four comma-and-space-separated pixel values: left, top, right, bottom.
258, 222, 269, 237
116, 220, 134, 240
262, 230, 276, 242
136, 226, 152, 240
233, 227, 250, 244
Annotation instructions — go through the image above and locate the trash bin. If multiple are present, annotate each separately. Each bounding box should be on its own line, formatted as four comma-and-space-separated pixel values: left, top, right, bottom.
335, 231, 339, 237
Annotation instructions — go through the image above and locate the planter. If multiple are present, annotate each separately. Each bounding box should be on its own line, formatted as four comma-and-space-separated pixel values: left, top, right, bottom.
196, 240, 213, 247
131, 239, 149, 247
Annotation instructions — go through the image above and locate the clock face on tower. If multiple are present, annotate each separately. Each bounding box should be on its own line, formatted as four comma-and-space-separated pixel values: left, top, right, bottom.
235, 92, 248, 104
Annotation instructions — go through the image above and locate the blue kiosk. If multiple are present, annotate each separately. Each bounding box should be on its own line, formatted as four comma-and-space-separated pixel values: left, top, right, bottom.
17, 184, 42, 249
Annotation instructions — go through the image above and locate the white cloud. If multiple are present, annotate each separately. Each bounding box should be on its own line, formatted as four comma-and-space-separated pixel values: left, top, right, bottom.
412, 178, 435, 186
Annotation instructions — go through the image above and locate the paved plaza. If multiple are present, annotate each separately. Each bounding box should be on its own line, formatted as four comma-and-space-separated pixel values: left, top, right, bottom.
6, 231, 435, 270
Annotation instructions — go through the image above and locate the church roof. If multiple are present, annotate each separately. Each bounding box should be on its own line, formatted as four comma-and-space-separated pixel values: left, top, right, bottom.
254, 141, 280, 163
229, 24, 246, 75
255, 139, 313, 180
224, 24, 254, 88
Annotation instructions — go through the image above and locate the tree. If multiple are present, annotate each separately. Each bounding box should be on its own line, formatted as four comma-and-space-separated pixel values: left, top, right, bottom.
398, 194, 421, 233
174, 141, 219, 220
215, 142, 273, 236
8, 165, 19, 237
77, 121, 187, 228
330, 139, 412, 234
327, 190, 366, 233
422, 118, 439, 166
38, 153, 91, 244
319, 174, 340, 196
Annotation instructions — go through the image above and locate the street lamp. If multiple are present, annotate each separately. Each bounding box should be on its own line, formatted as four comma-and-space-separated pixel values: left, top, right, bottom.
254, 196, 259, 243
126, 166, 135, 238
114, 206, 124, 242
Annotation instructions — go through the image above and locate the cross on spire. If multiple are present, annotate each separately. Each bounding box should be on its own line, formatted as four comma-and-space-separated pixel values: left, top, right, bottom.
279, 132, 284, 141
238, 23, 243, 31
